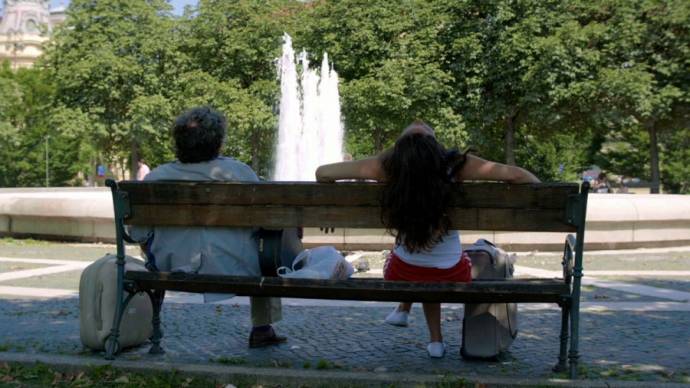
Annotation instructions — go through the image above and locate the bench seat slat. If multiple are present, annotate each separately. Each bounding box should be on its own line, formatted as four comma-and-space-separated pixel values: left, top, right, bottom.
127, 204, 575, 232
125, 271, 570, 304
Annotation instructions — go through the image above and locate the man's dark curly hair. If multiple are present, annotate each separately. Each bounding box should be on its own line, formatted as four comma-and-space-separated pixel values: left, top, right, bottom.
380, 133, 467, 253
172, 106, 226, 163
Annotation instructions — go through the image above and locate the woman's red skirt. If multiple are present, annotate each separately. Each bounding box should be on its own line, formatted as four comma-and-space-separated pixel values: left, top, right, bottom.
383, 251, 472, 283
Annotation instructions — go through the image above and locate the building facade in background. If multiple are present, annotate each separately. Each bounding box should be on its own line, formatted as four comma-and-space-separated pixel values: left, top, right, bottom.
0, 0, 65, 69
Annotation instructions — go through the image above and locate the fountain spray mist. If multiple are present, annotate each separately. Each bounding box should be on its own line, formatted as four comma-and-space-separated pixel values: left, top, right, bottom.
273, 34, 344, 181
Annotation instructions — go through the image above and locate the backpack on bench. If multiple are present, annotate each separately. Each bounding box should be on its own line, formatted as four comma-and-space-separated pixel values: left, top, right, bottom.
461, 239, 518, 360
256, 228, 304, 277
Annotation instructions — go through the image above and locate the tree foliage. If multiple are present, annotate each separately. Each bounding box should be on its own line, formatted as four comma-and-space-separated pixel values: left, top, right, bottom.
41, 0, 180, 178
0, 62, 81, 186
0, 0, 687, 192
300, 0, 466, 156
576, 0, 690, 192
173, 0, 303, 175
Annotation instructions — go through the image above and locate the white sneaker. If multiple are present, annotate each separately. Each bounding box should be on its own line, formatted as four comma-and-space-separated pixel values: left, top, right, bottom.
427, 342, 446, 358
384, 307, 409, 327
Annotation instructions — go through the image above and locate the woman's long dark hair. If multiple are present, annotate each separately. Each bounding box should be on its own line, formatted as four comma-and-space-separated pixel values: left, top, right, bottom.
380, 133, 466, 253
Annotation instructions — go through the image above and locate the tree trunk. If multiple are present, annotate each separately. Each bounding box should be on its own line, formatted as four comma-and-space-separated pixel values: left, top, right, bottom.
647, 122, 661, 194
251, 130, 260, 173
130, 141, 140, 181
251, 152, 260, 173
374, 128, 383, 153
504, 114, 517, 166
88, 155, 96, 187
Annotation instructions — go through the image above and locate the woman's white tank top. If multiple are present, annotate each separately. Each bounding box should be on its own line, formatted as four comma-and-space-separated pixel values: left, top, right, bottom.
393, 231, 462, 269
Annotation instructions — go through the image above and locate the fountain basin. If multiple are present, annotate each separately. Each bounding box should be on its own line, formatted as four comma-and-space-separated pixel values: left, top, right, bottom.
1, 189, 689, 251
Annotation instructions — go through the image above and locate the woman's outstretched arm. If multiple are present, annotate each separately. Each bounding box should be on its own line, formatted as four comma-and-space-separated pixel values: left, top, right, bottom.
315, 156, 386, 182
457, 154, 540, 184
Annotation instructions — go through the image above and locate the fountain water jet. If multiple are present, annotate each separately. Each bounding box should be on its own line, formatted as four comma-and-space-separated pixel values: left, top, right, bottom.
273, 34, 343, 181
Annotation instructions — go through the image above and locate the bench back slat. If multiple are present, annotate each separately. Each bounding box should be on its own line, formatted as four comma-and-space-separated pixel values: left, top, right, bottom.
127, 204, 574, 232
117, 181, 580, 232
120, 181, 575, 208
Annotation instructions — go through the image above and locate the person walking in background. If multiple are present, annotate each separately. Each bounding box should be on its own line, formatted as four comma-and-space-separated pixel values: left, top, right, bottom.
135, 159, 150, 181
316, 120, 539, 358
595, 172, 612, 193
617, 176, 630, 193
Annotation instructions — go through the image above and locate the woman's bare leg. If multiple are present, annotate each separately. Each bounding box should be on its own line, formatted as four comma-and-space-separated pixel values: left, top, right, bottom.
422, 303, 442, 342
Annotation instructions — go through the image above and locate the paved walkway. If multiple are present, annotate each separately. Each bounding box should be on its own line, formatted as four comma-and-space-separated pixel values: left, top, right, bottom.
0, 242, 689, 384
1, 296, 689, 384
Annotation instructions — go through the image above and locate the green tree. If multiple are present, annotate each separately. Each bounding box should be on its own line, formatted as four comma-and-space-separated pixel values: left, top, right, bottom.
299, 0, 466, 157
176, 0, 303, 175
0, 62, 81, 187
441, 0, 604, 169
585, 0, 690, 193
42, 0, 181, 179
48, 105, 103, 185
661, 127, 690, 193
0, 62, 25, 186
594, 127, 650, 181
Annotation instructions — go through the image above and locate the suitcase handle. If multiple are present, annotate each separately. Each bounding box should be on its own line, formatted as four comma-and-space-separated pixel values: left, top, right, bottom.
507, 303, 518, 339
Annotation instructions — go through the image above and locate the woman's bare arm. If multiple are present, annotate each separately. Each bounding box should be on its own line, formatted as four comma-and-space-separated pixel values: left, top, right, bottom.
315, 156, 386, 182
457, 154, 540, 183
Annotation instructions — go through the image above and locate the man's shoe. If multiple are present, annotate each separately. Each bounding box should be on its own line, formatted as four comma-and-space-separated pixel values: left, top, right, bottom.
249, 326, 287, 348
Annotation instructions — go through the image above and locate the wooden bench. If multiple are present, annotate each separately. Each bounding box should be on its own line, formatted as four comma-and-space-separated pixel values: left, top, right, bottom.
104, 179, 589, 378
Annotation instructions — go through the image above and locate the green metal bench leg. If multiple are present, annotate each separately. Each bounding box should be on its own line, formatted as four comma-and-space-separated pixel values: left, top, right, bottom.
566, 184, 588, 379
148, 289, 166, 355
569, 246, 585, 378
568, 254, 584, 378
556, 235, 575, 373
105, 180, 133, 360
553, 301, 570, 372
105, 254, 127, 360
105, 290, 136, 359
568, 300, 581, 378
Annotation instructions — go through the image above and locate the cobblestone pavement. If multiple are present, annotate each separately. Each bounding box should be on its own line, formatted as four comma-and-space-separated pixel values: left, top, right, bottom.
0, 297, 689, 383
1, 239, 689, 384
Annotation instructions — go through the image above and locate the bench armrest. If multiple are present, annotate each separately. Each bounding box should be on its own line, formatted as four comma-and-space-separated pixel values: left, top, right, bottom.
121, 230, 138, 244
561, 234, 576, 285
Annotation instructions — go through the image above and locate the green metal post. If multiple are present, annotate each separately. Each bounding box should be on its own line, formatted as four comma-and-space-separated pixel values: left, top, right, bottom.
554, 235, 575, 372
105, 180, 127, 359
568, 182, 589, 378
147, 289, 166, 354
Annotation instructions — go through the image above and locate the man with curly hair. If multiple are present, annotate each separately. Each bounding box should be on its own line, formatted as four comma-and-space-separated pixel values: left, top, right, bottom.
131, 106, 285, 348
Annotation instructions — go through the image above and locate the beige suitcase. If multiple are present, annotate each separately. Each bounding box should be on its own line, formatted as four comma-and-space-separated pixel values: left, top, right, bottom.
461, 239, 518, 359
79, 254, 153, 351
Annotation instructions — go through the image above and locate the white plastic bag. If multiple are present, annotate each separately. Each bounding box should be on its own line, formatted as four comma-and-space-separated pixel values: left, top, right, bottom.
277, 246, 354, 280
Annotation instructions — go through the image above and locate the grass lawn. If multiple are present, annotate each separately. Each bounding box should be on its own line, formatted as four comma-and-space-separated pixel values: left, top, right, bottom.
0, 362, 271, 388
0, 262, 47, 274
0, 362, 480, 387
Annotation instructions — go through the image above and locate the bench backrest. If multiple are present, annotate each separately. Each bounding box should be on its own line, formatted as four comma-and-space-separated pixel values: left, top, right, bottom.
107, 181, 587, 233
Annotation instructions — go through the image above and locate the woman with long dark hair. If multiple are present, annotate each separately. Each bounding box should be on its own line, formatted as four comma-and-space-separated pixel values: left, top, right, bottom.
316, 120, 539, 358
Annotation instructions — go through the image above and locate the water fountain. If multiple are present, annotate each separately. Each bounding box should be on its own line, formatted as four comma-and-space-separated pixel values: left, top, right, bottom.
273, 33, 344, 181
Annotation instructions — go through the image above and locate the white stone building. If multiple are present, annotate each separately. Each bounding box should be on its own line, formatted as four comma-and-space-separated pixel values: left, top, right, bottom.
0, 0, 66, 69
